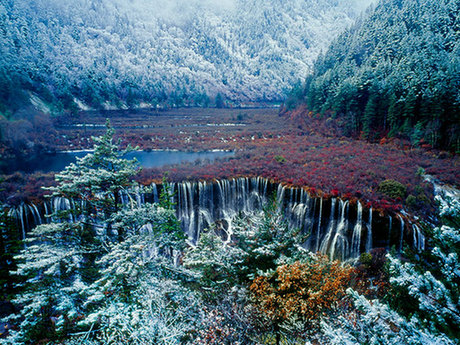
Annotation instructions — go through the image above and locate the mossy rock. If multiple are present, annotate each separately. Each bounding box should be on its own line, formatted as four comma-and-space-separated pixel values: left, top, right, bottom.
378, 179, 407, 200
359, 252, 372, 266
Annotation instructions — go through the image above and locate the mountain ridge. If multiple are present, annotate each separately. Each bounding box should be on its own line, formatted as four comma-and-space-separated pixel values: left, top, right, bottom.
0, 0, 374, 113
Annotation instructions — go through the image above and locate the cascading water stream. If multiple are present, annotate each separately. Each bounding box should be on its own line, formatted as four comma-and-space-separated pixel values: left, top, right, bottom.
412, 224, 425, 251
388, 215, 392, 247
398, 214, 405, 253
6, 177, 426, 260
314, 198, 323, 252
351, 201, 363, 258
329, 200, 349, 261
319, 198, 337, 255
366, 207, 373, 252
30, 204, 42, 226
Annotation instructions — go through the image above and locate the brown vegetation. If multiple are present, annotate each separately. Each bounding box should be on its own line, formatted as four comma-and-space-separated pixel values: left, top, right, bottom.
250, 256, 354, 340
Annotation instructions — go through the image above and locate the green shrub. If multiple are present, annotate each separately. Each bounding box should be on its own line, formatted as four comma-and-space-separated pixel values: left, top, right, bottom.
274, 155, 286, 164
417, 193, 430, 205
416, 167, 425, 176
378, 179, 407, 199
405, 195, 417, 208
359, 252, 372, 267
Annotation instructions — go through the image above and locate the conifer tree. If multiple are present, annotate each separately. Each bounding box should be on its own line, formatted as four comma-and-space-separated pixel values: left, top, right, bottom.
48, 119, 139, 222
3, 122, 141, 343
362, 92, 378, 139
300, 0, 460, 150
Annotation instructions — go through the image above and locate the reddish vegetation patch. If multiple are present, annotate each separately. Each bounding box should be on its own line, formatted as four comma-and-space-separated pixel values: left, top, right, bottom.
1, 107, 458, 218
138, 131, 457, 215
0, 172, 55, 205
133, 107, 458, 216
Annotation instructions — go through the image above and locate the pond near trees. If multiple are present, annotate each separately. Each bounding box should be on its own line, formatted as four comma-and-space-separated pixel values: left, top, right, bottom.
1, 150, 234, 175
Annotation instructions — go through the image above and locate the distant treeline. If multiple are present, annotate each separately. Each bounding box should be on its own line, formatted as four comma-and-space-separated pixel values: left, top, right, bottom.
294, 0, 459, 151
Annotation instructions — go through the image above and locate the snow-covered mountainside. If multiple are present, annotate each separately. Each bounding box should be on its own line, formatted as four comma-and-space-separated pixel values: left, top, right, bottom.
0, 0, 374, 110
298, 0, 460, 150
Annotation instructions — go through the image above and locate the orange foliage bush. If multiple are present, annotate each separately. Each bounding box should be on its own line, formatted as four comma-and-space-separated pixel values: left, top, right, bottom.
250, 255, 354, 327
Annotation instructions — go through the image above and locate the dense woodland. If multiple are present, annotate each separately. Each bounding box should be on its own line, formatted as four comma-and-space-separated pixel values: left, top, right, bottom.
0, 0, 370, 115
296, 0, 460, 151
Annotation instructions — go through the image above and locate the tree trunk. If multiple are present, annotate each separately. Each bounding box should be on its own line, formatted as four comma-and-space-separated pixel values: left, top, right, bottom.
275, 323, 280, 345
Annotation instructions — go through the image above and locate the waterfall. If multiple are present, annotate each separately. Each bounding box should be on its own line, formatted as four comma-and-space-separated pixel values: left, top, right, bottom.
152, 183, 159, 203
120, 190, 129, 206
292, 203, 307, 231
23, 205, 29, 239
302, 194, 315, 248
319, 198, 337, 255
412, 224, 425, 251
398, 214, 405, 253
8, 204, 44, 241
290, 190, 312, 234
169, 182, 175, 205
30, 204, 42, 226
134, 185, 143, 206
388, 215, 392, 248
6, 176, 418, 260
19, 207, 26, 247
329, 200, 349, 261
217, 179, 235, 242
176, 181, 195, 241
196, 181, 212, 242
8, 207, 26, 241
50, 197, 73, 222
262, 177, 268, 196
315, 198, 323, 252
44, 202, 50, 223
365, 207, 373, 252
351, 201, 363, 258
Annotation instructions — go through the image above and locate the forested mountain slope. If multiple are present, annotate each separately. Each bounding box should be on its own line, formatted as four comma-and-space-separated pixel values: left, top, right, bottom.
0, 0, 372, 113
300, 0, 459, 151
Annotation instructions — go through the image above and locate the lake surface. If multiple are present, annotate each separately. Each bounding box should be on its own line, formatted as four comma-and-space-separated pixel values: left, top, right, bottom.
0, 150, 234, 175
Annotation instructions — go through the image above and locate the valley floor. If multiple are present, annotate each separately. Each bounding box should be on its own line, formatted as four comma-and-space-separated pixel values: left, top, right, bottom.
1, 107, 458, 217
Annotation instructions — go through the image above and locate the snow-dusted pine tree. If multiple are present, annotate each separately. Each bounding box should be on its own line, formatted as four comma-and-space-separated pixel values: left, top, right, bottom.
47, 119, 139, 223
1, 122, 142, 343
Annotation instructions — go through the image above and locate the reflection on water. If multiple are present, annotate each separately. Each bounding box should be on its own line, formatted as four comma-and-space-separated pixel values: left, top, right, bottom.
1, 150, 233, 174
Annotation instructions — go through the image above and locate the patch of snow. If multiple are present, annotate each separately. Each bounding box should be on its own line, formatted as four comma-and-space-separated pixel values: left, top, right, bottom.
103, 102, 118, 111
29, 93, 52, 114
73, 98, 92, 111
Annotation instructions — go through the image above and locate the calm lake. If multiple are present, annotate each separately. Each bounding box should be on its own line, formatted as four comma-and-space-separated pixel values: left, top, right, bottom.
1, 150, 234, 175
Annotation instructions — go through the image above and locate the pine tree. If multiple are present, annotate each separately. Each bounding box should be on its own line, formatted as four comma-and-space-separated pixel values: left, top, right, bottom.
215, 93, 224, 109
3, 123, 141, 343
47, 119, 139, 222
0, 206, 21, 298
362, 92, 378, 140
387, 194, 460, 340
299, 0, 460, 150
387, 92, 401, 136
79, 204, 195, 344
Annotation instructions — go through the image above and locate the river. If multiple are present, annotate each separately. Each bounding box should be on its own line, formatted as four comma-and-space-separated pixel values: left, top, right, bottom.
0, 150, 234, 174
